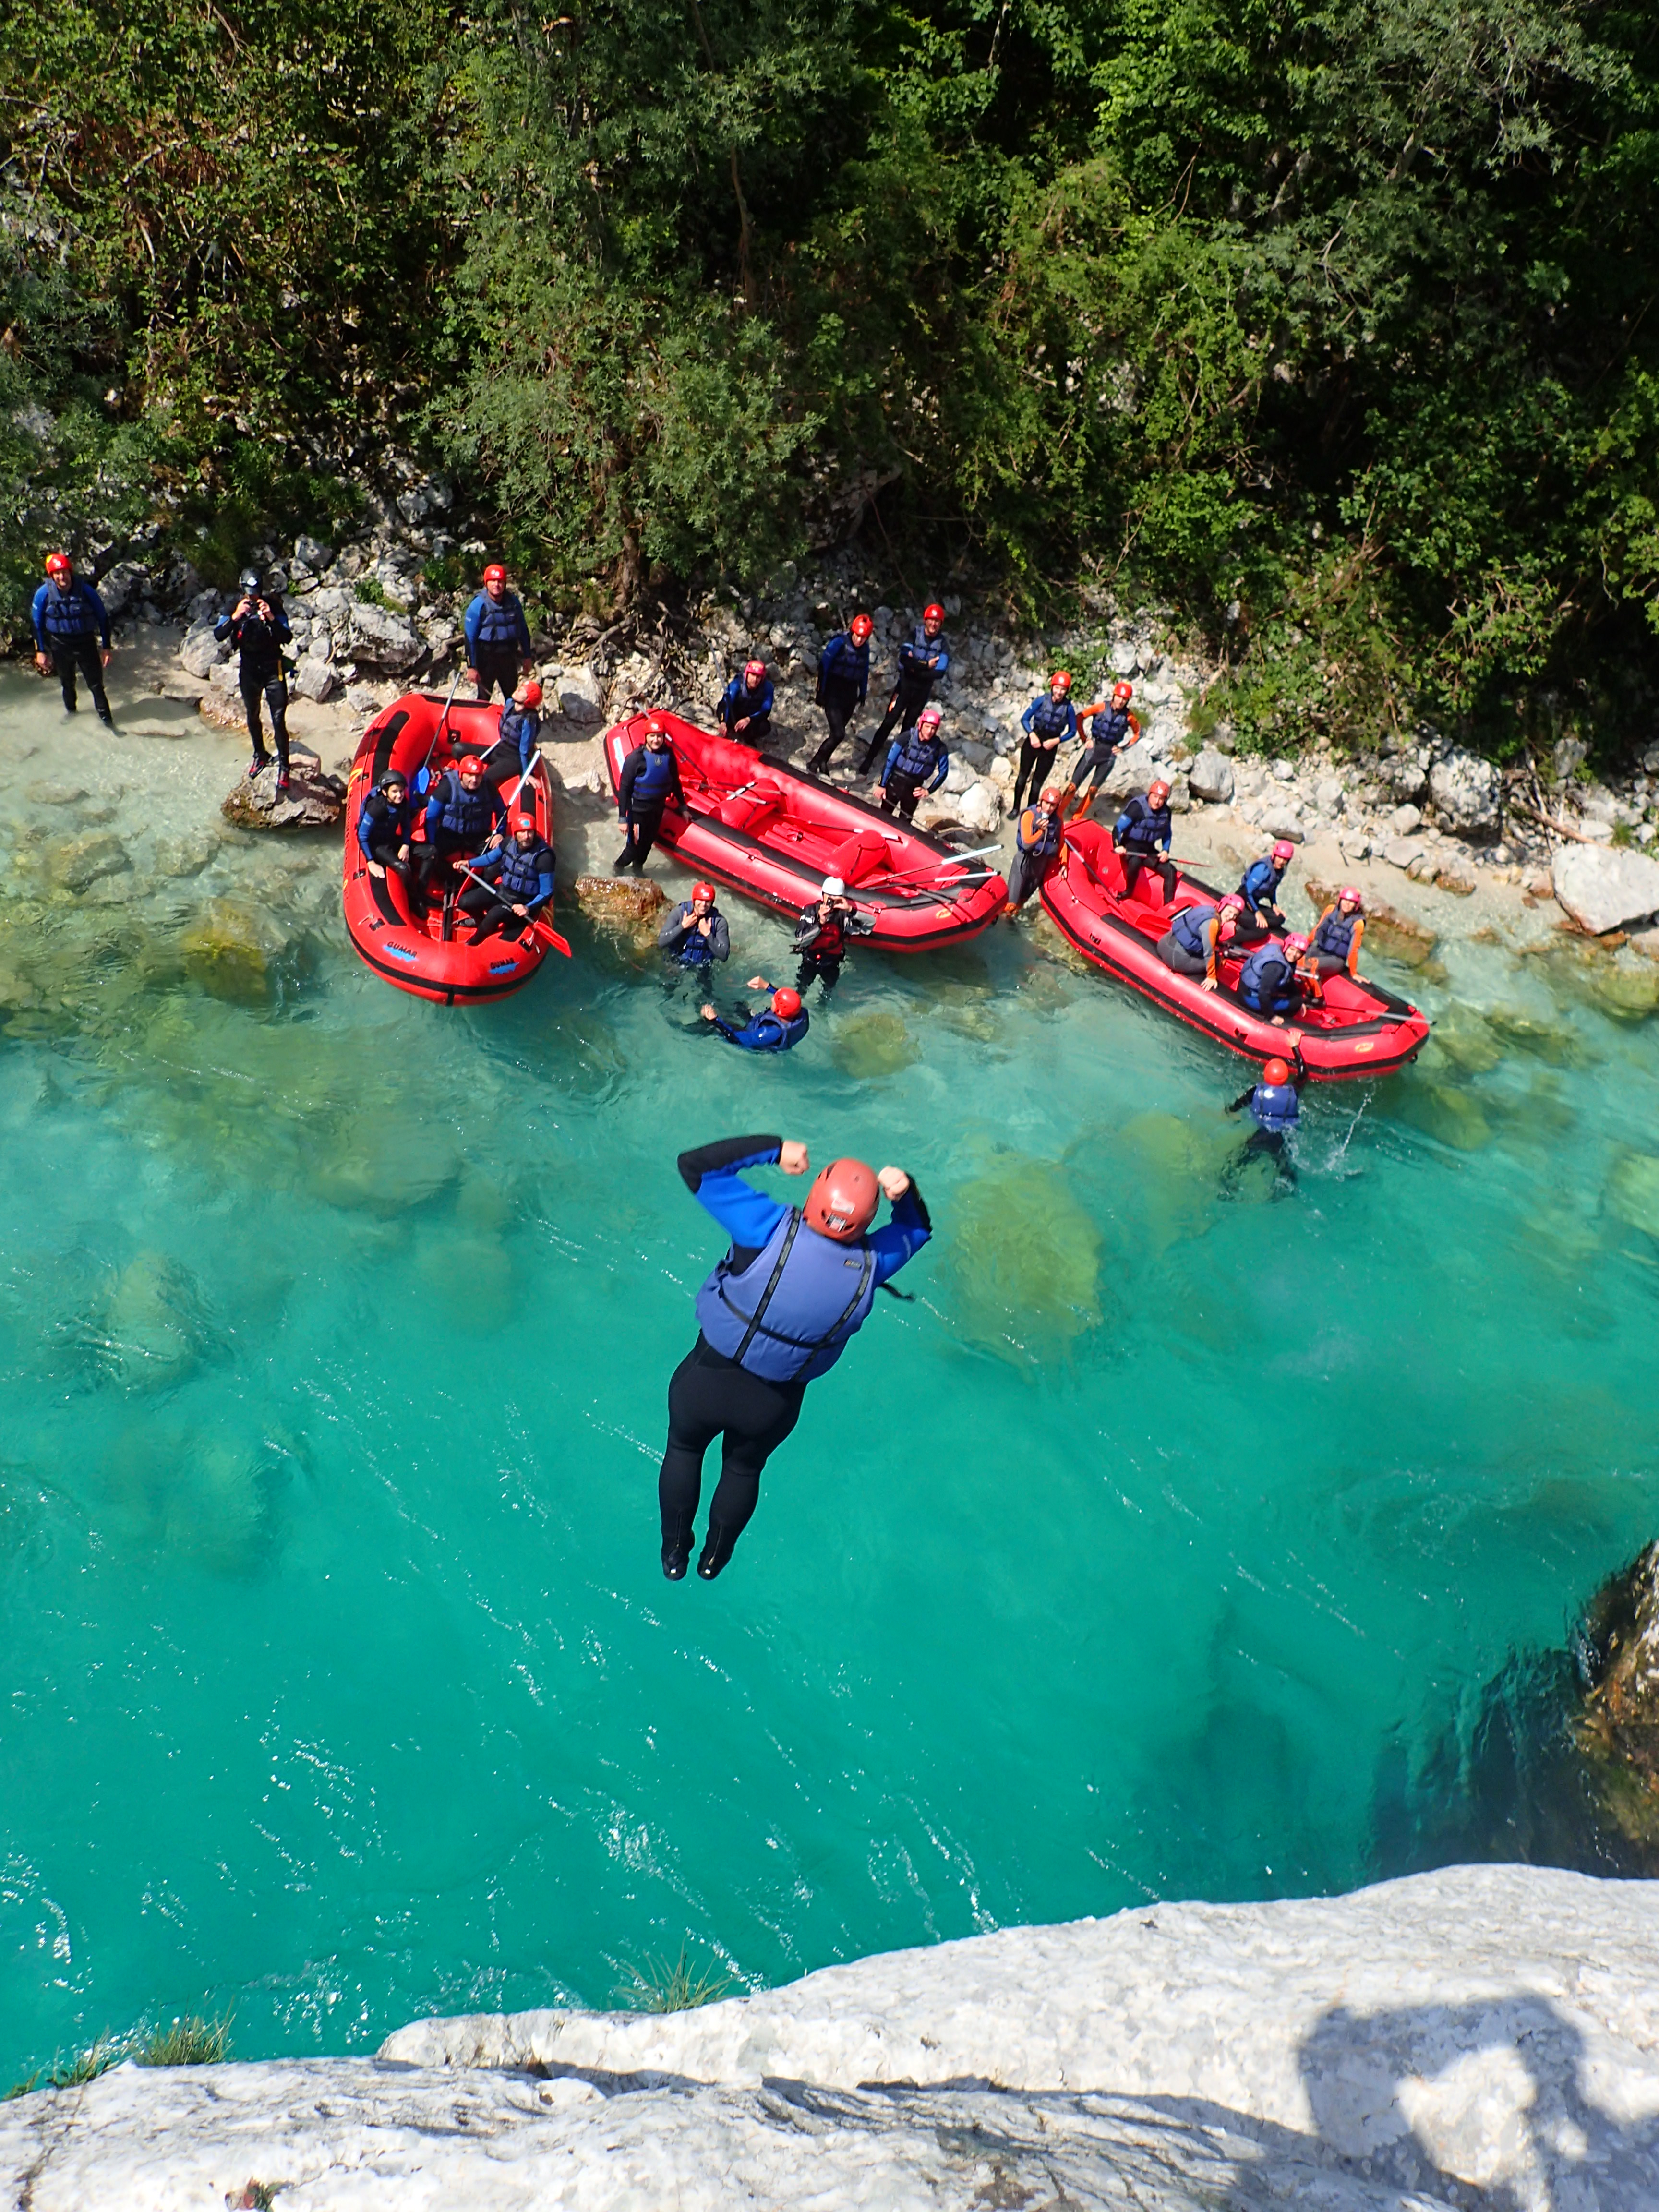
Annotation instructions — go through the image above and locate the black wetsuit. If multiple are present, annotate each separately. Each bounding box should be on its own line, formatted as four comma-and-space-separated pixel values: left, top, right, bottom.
216, 602, 292, 772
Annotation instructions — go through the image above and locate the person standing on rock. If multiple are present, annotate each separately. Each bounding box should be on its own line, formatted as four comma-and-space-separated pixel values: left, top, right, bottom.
659, 882, 732, 971
657, 1135, 931, 1581
615, 719, 686, 872
1003, 792, 1063, 920
877, 704, 950, 823
463, 564, 533, 702
808, 614, 873, 776
1013, 673, 1076, 814
216, 569, 293, 791
1069, 682, 1138, 818
860, 603, 950, 773
792, 877, 872, 995
32, 553, 114, 727
717, 660, 775, 746
1237, 841, 1298, 939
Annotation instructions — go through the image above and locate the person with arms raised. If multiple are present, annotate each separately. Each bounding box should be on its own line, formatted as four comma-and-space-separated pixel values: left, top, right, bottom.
808, 613, 873, 775
33, 553, 114, 727
1224, 1050, 1306, 1190
659, 882, 732, 972
792, 876, 873, 995
658, 1135, 931, 1581
463, 564, 533, 703
217, 567, 293, 790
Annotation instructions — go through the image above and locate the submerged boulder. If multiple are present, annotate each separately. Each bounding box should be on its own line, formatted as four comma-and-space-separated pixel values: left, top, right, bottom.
1607, 1150, 1659, 1239
47, 832, 131, 894
941, 1156, 1102, 1363
830, 1010, 919, 1080
180, 901, 279, 1003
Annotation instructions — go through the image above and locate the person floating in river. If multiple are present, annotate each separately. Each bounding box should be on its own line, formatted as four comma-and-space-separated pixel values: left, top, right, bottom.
861, 603, 949, 773
358, 769, 417, 889
33, 553, 114, 727
217, 569, 293, 789
1155, 892, 1246, 989
413, 752, 505, 913
792, 877, 873, 995
659, 882, 731, 971
658, 1135, 932, 1581
463, 564, 534, 703
615, 719, 686, 872
699, 982, 809, 1053
1308, 886, 1366, 981
1237, 841, 1298, 938
1114, 777, 1177, 906
877, 704, 950, 822
1013, 672, 1076, 814
457, 807, 556, 943
1224, 1051, 1306, 1192
1003, 790, 1062, 920
718, 660, 774, 746
1070, 681, 1138, 817
808, 613, 873, 775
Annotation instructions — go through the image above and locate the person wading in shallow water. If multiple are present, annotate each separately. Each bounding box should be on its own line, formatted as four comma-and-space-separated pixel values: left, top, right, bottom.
658, 1135, 931, 1582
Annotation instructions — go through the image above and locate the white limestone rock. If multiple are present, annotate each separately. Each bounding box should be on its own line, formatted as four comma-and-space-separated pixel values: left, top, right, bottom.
556, 665, 606, 724
1552, 842, 1659, 935
347, 598, 422, 673
1188, 746, 1235, 803
289, 657, 338, 704
1429, 746, 1503, 838
178, 625, 228, 679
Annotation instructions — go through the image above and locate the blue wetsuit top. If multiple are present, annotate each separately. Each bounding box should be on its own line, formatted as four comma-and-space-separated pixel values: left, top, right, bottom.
708, 1007, 810, 1052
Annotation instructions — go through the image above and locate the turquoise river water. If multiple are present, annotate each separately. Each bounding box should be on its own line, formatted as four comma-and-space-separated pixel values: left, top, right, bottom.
2, 666, 1658, 2079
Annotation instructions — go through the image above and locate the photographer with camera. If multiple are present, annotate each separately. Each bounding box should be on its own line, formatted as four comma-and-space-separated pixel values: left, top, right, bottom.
216, 568, 294, 792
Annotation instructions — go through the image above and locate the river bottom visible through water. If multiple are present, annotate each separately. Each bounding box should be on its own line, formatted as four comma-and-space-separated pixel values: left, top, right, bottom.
2, 664, 1658, 2078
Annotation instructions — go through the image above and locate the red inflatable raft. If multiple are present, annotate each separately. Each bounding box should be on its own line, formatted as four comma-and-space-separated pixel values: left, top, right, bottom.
601, 712, 1006, 950
1039, 817, 1430, 1079
343, 691, 562, 1005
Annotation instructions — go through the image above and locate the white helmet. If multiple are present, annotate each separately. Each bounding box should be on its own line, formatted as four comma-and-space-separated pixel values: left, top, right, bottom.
821, 876, 845, 898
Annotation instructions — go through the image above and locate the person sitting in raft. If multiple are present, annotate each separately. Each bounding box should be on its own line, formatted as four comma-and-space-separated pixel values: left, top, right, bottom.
877, 704, 949, 823
1156, 891, 1246, 989
1003, 790, 1062, 920
1070, 680, 1139, 817
1238, 932, 1312, 1024
1308, 886, 1366, 982
1224, 1051, 1306, 1190
658, 1135, 931, 1581
615, 719, 686, 873
457, 805, 556, 943
718, 660, 774, 745
413, 752, 505, 911
792, 876, 873, 995
483, 677, 542, 786
358, 769, 417, 888
1013, 673, 1076, 815
699, 981, 809, 1052
659, 881, 732, 970
1114, 777, 1177, 905
1237, 841, 1298, 938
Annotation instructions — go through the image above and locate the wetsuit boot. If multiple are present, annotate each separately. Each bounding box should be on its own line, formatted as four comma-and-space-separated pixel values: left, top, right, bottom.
696, 1522, 739, 1581
661, 1523, 693, 1581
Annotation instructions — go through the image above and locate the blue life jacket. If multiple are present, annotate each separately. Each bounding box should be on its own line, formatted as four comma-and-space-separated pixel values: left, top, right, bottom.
1171, 903, 1219, 958
35, 578, 103, 644
1239, 944, 1298, 1010
436, 770, 498, 841
1313, 906, 1358, 960
1085, 706, 1132, 753
819, 632, 870, 693
499, 703, 539, 771
358, 790, 414, 857
1250, 1081, 1300, 1135
474, 591, 526, 649
1017, 807, 1060, 857
896, 624, 949, 680
493, 836, 554, 906
629, 745, 679, 808
1022, 695, 1076, 743
1241, 856, 1286, 908
720, 674, 774, 726
890, 726, 945, 782
1118, 793, 1171, 851
696, 1207, 878, 1382
721, 1008, 809, 1053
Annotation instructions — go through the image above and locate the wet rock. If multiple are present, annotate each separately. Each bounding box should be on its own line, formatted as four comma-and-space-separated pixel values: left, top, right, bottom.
1430, 1011, 1502, 1073
1593, 965, 1659, 1022
1396, 1079, 1491, 1150
830, 1011, 920, 1079
347, 599, 422, 673
199, 687, 248, 733
1607, 1150, 1659, 1239
1428, 747, 1502, 838
1574, 1542, 1659, 1862
26, 781, 88, 805
312, 1118, 461, 1215
573, 874, 667, 925
96, 1251, 212, 1390
1188, 747, 1235, 803
180, 902, 277, 1003
221, 750, 346, 832
1551, 843, 1659, 935
153, 830, 221, 879
941, 1157, 1101, 1362
555, 666, 606, 724
48, 832, 131, 894
1486, 1006, 1588, 1067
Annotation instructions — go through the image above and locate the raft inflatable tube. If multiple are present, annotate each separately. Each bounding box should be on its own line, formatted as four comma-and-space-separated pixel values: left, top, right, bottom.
1039, 816, 1430, 1080
343, 690, 559, 1005
601, 712, 1006, 951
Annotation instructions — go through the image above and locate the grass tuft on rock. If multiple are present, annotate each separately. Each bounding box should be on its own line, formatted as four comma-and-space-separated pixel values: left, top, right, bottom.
135, 2012, 234, 2067
3, 2035, 123, 2100
613, 1942, 731, 2014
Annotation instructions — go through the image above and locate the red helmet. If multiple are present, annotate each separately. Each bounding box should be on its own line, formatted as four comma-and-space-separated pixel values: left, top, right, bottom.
509, 809, 538, 837
771, 987, 803, 1019
644, 717, 669, 742
1338, 885, 1363, 908
44, 552, 72, 578
1262, 1057, 1292, 1085
690, 881, 716, 904
1272, 840, 1296, 862
1051, 670, 1072, 691
922, 602, 945, 625
1148, 778, 1171, 805
917, 704, 943, 728
519, 679, 543, 706
804, 1158, 879, 1242
458, 754, 485, 778
1284, 931, 1310, 955
1111, 680, 1133, 703
744, 659, 767, 683
850, 614, 873, 642
482, 564, 506, 585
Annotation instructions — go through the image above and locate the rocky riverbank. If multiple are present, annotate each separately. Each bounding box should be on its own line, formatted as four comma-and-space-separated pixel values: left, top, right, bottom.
3, 1864, 1657, 2208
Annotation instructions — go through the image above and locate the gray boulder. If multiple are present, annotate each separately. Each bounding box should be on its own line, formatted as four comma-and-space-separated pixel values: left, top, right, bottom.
290, 658, 339, 704
1188, 746, 1235, 803
1552, 844, 1659, 935
347, 599, 422, 673
221, 748, 346, 832
555, 666, 606, 725
179, 625, 229, 680
1429, 747, 1502, 838
1098, 737, 1160, 802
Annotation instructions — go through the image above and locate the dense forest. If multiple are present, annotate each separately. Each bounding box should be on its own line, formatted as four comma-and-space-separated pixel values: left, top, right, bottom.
3, 0, 1658, 753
